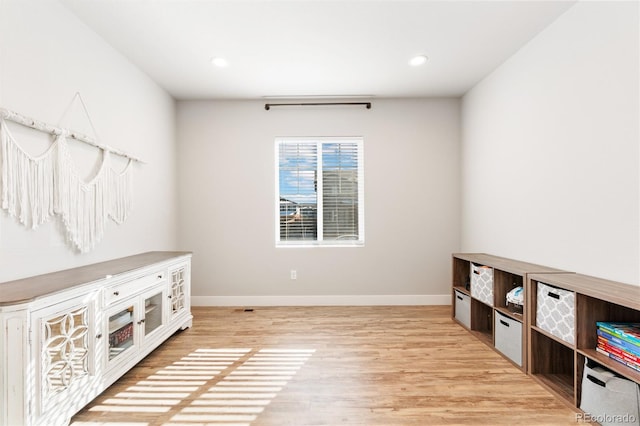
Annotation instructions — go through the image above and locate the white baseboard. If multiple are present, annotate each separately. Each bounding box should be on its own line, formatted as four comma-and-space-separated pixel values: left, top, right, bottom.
191, 294, 451, 307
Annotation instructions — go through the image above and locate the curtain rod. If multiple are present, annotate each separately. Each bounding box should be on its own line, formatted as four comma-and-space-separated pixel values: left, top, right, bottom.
0, 107, 145, 163
264, 102, 371, 111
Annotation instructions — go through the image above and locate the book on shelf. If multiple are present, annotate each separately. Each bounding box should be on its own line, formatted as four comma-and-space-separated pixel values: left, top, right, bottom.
596, 329, 640, 357
597, 337, 640, 364
596, 347, 640, 374
109, 322, 133, 346
596, 322, 640, 346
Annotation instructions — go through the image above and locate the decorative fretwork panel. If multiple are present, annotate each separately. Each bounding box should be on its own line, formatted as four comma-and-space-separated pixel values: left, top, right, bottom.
42, 306, 89, 397
170, 267, 186, 316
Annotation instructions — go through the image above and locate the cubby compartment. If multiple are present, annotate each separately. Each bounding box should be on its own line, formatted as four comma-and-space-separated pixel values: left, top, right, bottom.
578, 356, 640, 424
452, 256, 472, 293
494, 270, 524, 320
530, 328, 576, 405
576, 294, 640, 352
576, 293, 640, 388
471, 298, 493, 346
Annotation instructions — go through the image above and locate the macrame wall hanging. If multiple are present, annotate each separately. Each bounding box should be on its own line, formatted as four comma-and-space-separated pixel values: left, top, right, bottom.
0, 95, 144, 253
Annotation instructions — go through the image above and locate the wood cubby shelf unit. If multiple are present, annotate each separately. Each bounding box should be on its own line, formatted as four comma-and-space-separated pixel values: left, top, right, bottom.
527, 272, 640, 410
452, 253, 565, 371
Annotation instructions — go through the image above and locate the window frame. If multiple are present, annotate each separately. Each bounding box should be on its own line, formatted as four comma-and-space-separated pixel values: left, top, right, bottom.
275, 136, 365, 248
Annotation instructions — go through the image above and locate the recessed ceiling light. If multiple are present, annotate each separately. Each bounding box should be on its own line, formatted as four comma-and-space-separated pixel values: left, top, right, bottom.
211, 57, 228, 68
409, 55, 428, 66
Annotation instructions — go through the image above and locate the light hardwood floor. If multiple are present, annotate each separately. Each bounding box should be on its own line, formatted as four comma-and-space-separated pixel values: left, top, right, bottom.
71, 306, 581, 425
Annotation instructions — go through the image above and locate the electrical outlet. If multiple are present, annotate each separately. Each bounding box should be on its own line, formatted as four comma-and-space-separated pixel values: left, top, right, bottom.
290, 270, 297, 280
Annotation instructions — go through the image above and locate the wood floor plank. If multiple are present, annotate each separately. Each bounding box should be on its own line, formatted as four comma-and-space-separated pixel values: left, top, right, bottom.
71, 306, 579, 425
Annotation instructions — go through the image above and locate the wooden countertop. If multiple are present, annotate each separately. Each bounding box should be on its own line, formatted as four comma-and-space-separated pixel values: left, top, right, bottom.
0, 251, 192, 306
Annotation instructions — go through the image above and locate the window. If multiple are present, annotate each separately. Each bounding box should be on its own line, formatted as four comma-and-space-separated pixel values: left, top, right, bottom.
276, 137, 364, 246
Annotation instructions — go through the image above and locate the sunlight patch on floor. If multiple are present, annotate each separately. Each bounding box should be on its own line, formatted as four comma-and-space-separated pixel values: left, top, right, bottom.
84, 349, 249, 416
71, 348, 315, 425
165, 348, 315, 425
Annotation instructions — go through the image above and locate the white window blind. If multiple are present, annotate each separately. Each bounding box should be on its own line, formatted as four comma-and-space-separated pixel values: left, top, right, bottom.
276, 137, 364, 246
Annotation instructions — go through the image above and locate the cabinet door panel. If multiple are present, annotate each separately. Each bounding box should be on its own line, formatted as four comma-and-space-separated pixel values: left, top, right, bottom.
42, 306, 91, 395
169, 262, 190, 320
31, 293, 99, 424
141, 285, 167, 343
1, 311, 28, 426
107, 304, 136, 363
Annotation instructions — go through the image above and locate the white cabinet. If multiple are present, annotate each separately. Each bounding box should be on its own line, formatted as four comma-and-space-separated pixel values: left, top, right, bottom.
0, 251, 192, 426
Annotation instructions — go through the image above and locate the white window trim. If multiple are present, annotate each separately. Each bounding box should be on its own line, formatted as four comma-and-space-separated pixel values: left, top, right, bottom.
275, 136, 365, 248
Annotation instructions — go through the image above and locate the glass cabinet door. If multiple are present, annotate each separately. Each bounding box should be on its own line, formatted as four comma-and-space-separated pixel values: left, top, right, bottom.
108, 305, 135, 361
106, 284, 167, 372
143, 290, 164, 338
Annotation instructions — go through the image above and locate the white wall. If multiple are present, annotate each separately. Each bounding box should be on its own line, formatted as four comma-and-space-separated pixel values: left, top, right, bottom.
0, 0, 178, 282
177, 99, 460, 304
461, 1, 639, 285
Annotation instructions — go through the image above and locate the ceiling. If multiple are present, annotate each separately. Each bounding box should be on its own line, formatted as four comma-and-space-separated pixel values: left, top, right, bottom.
60, 0, 577, 100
